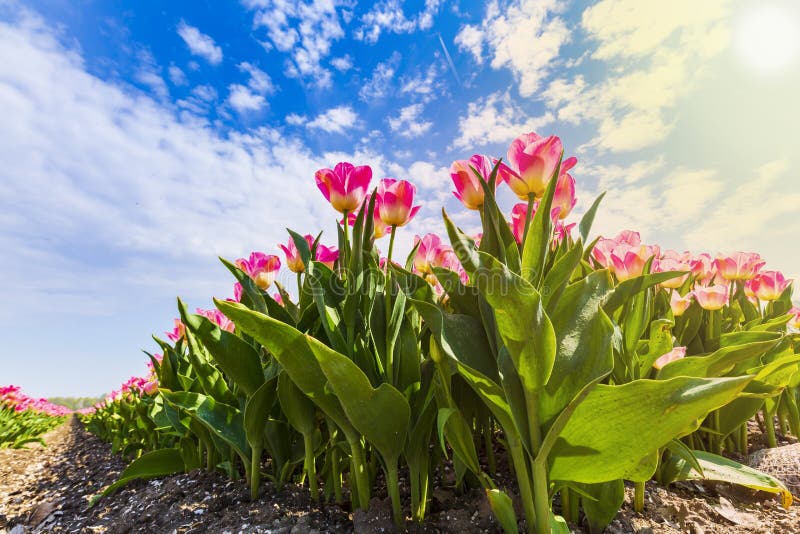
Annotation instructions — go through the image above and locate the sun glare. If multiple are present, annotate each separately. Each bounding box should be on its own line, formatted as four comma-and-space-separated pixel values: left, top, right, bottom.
735, 3, 800, 76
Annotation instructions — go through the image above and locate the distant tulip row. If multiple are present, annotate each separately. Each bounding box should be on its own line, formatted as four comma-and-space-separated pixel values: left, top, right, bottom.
0, 385, 72, 416
83, 130, 799, 533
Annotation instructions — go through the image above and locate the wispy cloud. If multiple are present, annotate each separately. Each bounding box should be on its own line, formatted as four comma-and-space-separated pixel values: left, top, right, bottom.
388, 104, 433, 138
359, 51, 402, 101
177, 21, 223, 65
354, 0, 443, 43
452, 91, 553, 149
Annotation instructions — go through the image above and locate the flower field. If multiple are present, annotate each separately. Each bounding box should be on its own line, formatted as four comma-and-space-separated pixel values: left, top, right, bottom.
6, 131, 800, 533
0, 385, 71, 448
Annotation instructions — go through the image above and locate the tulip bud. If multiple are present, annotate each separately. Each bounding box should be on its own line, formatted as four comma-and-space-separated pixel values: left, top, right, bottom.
670, 291, 693, 316
315, 162, 372, 214
653, 347, 687, 370
505, 132, 566, 199
377, 178, 421, 227
750, 270, 792, 301
715, 252, 765, 281
693, 284, 729, 310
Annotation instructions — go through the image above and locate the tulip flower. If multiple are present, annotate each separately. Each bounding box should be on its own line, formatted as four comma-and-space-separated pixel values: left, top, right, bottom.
653, 347, 687, 370
691, 253, 718, 285
750, 270, 792, 301
413, 234, 443, 275
315, 162, 372, 214
315, 243, 339, 269
196, 308, 235, 333
166, 318, 185, 342
510, 202, 534, 244
610, 246, 648, 282
236, 252, 281, 290
670, 291, 693, 316
552, 170, 577, 219
505, 132, 566, 199
591, 237, 618, 270
280, 235, 314, 273
715, 252, 765, 281
450, 154, 506, 210
273, 292, 284, 306
615, 230, 641, 247
233, 282, 243, 303
788, 307, 800, 332
654, 253, 692, 289
377, 178, 421, 227
693, 284, 729, 310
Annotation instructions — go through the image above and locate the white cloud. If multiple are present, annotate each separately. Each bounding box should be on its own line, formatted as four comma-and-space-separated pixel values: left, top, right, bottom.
330, 55, 353, 71
134, 69, 168, 100
399, 62, 445, 103
452, 91, 553, 149
541, 0, 734, 153
359, 51, 401, 101
354, 0, 443, 43
307, 105, 357, 133
176, 84, 218, 115
238, 61, 274, 94
245, 0, 345, 87
387, 104, 433, 138
285, 112, 306, 126
177, 21, 223, 65
227, 84, 266, 112
168, 65, 187, 86
455, 0, 570, 96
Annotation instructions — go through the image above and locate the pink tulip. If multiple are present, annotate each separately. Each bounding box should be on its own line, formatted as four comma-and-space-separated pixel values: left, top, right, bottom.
450, 155, 507, 210
505, 132, 565, 199
377, 178, 421, 227
552, 170, 577, 219
233, 282, 243, 302
653, 347, 687, 370
693, 284, 729, 310
750, 270, 792, 301
691, 253, 717, 285
510, 202, 534, 244
280, 235, 314, 273
236, 252, 281, 290
654, 252, 692, 289
670, 291, 693, 316
315, 162, 372, 214
313, 243, 338, 269
610, 246, 647, 282
788, 307, 800, 331
591, 238, 618, 269
166, 318, 185, 342
715, 252, 765, 281
413, 234, 443, 275
615, 230, 641, 247
273, 292, 284, 306
196, 308, 235, 333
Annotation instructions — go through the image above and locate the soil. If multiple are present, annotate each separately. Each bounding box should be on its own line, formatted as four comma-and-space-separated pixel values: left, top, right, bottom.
0, 416, 798, 533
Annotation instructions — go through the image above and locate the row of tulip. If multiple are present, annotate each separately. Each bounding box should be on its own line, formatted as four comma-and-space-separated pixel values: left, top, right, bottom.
0, 385, 70, 448
83, 131, 799, 533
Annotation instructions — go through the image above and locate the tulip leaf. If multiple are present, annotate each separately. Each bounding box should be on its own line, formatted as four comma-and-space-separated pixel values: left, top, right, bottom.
672, 450, 792, 508
541, 239, 586, 310
97, 448, 185, 499
278, 371, 317, 437
161, 390, 250, 461
183, 312, 264, 397
541, 271, 614, 430
548, 376, 752, 483
639, 319, 676, 375
521, 160, 559, 287
442, 208, 481, 275
656, 339, 780, 380
244, 378, 278, 451
219, 257, 267, 314
474, 251, 557, 392
486, 489, 519, 534
578, 192, 606, 243
213, 299, 359, 443
603, 272, 685, 313
578, 479, 625, 534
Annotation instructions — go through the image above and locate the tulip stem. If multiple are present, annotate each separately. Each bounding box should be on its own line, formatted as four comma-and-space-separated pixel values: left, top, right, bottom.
522, 192, 535, 248
296, 272, 303, 302
342, 210, 350, 270
387, 226, 397, 267
634, 481, 645, 512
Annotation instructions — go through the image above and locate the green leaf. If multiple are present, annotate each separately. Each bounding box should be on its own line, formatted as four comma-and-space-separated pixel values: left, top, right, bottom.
579, 192, 606, 243
541, 271, 614, 429
548, 376, 752, 483
437, 407, 480, 474
521, 161, 559, 287
656, 339, 780, 380
639, 319, 676, 375
288, 228, 313, 267
220, 257, 267, 314
673, 450, 792, 508
245, 378, 277, 451
97, 449, 185, 499
162, 390, 250, 460
474, 251, 557, 392
183, 312, 264, 397
541, 239, 585, 310
443, 208, 480, 275
579, 479, 624, 534
214, 299, 358, 443
603, 272, 685, 314
486, 489, 519, 534
278, 372, 317, 436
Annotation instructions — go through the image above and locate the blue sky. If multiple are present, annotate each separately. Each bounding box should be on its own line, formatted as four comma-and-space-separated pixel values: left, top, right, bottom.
1, 0, 799, 397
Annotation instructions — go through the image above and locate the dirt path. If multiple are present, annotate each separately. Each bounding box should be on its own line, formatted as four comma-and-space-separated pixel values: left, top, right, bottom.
1, 417, 799, 533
